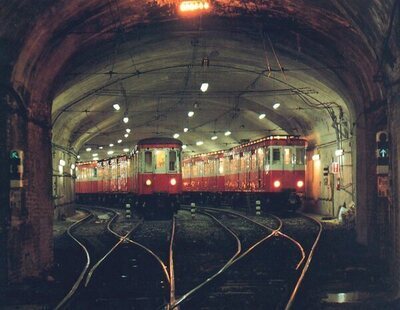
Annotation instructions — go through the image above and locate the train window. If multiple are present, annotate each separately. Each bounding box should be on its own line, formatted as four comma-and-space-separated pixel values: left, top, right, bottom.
155, 150, 166, 170
272, 148, 281, 164
296, 148, 305, 165
169, 151, 177, 171
144, 151, 152, 172
284, 148, 292, 165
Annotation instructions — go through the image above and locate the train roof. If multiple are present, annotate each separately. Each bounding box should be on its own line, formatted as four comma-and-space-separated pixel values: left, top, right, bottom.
184, 135, 306, 160
137, 137, 183, 147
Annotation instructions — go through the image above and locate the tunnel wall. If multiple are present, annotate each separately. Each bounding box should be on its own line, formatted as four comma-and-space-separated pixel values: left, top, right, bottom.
305, 139, 354, 218
51, 145, 77, 219
6, 100, 53, 282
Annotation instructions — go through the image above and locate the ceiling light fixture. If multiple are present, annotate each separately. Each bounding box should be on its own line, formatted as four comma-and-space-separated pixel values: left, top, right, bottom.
93, 157, 99, 161
184, 127, 189, 132
259, 113, 266, 119
188, 111, 194, 117
312, 154, 320, 161
77, 155, 80, 159
196, 141, 204, 146
123, 148, 129, 152
173, 133, 180, 139
123, 116, 129, 123
117, 139, 122, 144
211, 135, 218, 140
126, 128, 131, 133
99, 146, 103, 150
109, 144, 114, 147
107, 150, 114, 155
92, 153, 98, 157
224, 131, 231, 136
59, 159, 66, 167
124, 133, 129, 138
179, 1, 210, 12
335, 149, 344, 156
113, 103, 121, 111
86, 147, 92, 152
200, 82, 209, 92
182, 145, 187, 149
273, 103, 280, 110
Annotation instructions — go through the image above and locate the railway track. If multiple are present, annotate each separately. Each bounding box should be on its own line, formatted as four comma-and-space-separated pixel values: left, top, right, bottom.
53, 205, 321, 309
55, 206, 177, 309
171, 206, 321, 309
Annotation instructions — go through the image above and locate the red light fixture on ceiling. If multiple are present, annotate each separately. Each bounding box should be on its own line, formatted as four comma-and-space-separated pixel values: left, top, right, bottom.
179, 1, 210, 13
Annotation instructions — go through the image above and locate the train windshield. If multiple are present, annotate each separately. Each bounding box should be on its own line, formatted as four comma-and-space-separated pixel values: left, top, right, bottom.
169, 150, 177, 171
144, 151, 152, 172
295, 148, 305, 165
272, 148, 281, 164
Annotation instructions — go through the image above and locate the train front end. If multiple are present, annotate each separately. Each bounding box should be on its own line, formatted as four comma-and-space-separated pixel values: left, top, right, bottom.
135, 138, 182, 218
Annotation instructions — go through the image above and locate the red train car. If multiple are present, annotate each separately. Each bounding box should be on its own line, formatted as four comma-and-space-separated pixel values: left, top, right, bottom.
182, 135, 306, 210
75, 138, 182, 218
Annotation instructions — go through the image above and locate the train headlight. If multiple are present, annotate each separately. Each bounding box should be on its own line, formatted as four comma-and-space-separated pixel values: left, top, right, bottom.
145, 179, 152, 186
273, 180, 281, 188
297, 180, 304, 188
170, 178, 177, 186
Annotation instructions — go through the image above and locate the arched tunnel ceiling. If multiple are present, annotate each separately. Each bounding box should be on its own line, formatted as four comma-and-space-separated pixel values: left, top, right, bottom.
1, 0, 394, 161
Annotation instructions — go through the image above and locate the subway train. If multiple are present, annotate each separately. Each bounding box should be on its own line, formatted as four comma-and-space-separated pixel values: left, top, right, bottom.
75, 135, 306, 216
182, 135, 306, 211
76, 137, 182, 218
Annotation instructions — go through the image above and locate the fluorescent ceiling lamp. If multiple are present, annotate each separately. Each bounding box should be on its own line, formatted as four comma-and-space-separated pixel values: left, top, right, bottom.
200, 82, 209, 92
124, 133, 129, 138
86, 147, 92, 152
224, 131, 231, 136
173, 133, 180, 139
188, 111, 194, 117
123, 148, 129, 152
335, 149, 344, 156
273, 103, 280, 110
99, 146, 103, 150
211, 135, 218, 140
126, 128, 131, 133
93, 157, 99, 161
59, 159, 66, 167
123, 116, 129, 123
109, 144, 114, 147
182, 144, 187, 149
259, 113, 266, 119
107, 150, 114, 155
196, 141, 204, 146
117, 139, 122, 144
92, 153, 98, 157
183, 127, 189, 132
312, 154, 320, 161
77, 155, 80, 159
113, 103, 121, 111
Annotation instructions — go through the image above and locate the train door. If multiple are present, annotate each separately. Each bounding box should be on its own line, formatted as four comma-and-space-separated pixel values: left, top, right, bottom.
283, 147, 294, 189
270, 146, 283, 191
257, 148, 265, 190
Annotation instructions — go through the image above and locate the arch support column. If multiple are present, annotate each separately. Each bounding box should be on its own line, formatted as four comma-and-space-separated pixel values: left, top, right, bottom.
0, 84, 53, 283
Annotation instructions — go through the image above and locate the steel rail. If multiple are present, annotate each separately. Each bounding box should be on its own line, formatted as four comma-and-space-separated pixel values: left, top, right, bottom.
169, 216, 177, 306
84, 218, 143, 287
202, 207, 306, 269
172, 209, 242, 309
284, 214, 323, 310
54, 210, 93, 310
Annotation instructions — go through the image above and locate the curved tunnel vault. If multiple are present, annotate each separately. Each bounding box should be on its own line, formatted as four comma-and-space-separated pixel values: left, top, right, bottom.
0, 0, 398, 287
